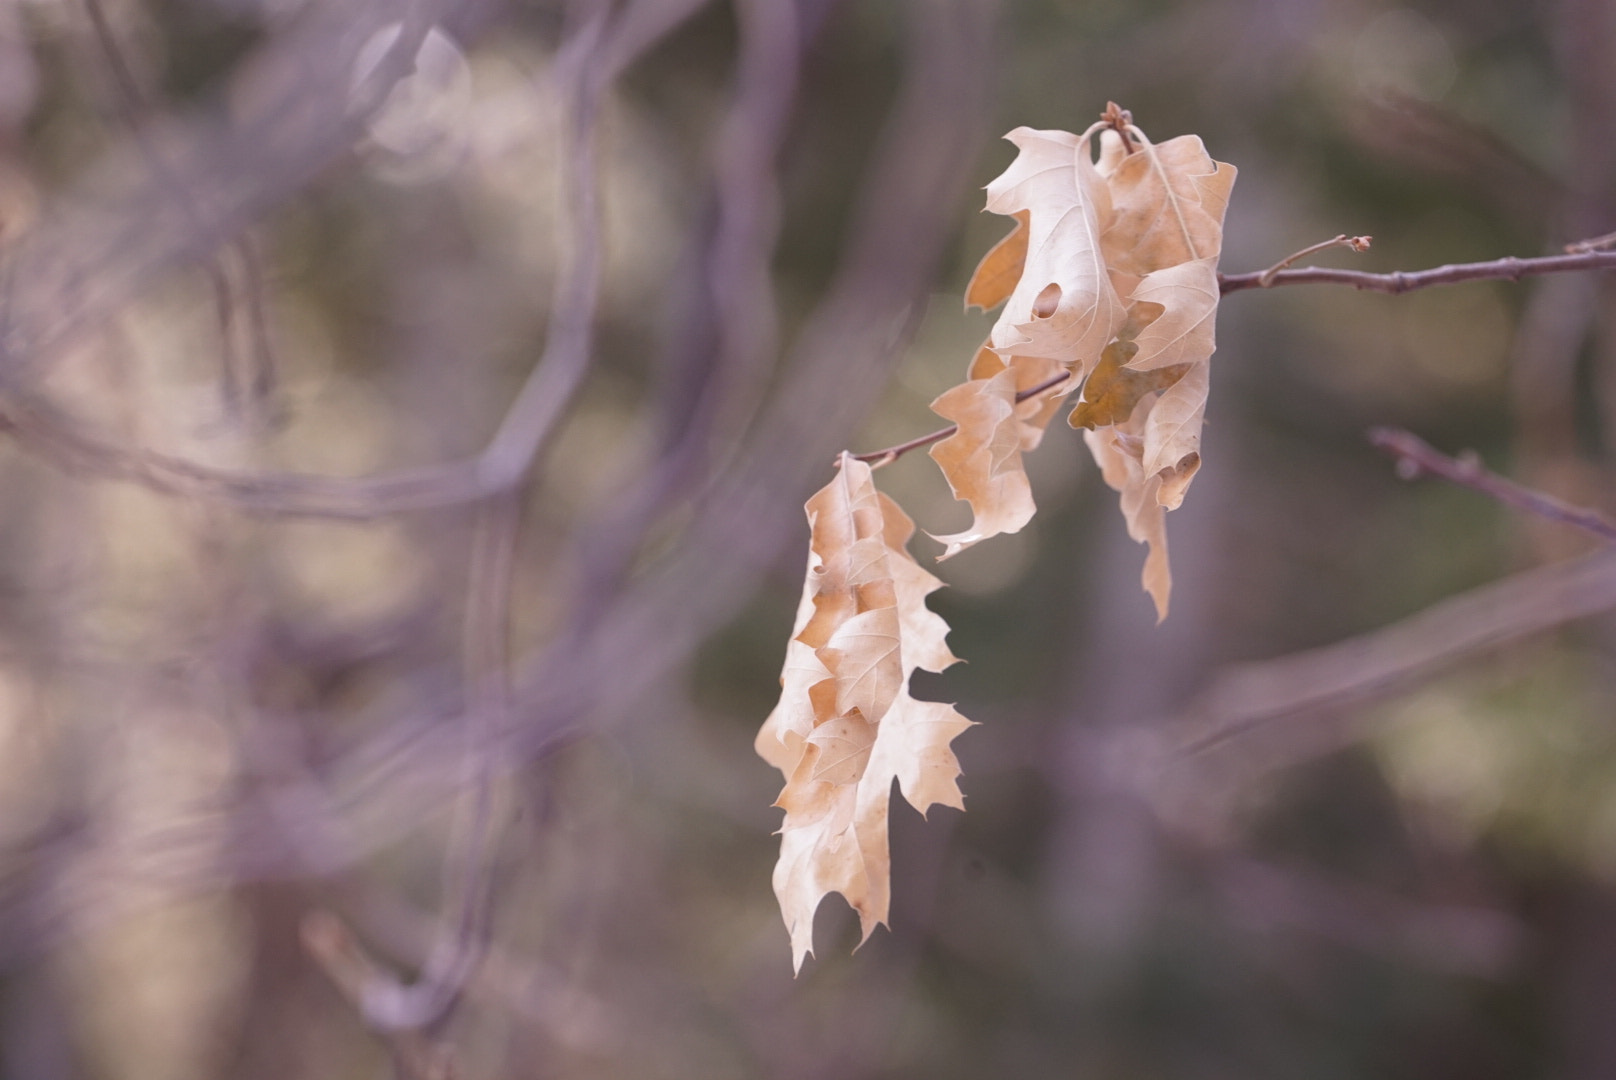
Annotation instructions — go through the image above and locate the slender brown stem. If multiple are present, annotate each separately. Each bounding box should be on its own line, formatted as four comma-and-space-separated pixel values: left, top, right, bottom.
1101, 101, 1137, 151
1369, 427, 1616, 544
854, 241, 1616, 471
1255, 233, 1371, 286
1220, 248, 1616, 294
847, 370, 1072, 467
1566, 229, 1616, 253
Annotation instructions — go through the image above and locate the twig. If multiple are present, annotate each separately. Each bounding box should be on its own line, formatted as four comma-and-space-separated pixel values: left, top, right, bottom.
300, 913, 459, 1080
1171, 545, 1616, 757
347, 495, 518, 1038
1369, 427, 1616, 545
1565, 229, 1616, 253
848, 370, 1072, 467
0, 0, 611, 519
1219, 248, 1616, 294
1255, 233, 1372, 287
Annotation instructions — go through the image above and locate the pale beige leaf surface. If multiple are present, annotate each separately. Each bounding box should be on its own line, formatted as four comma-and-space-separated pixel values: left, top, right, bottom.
755, 576, 825, 765
867, 692, 972, 813
1125, 256, 1220, 371
1142, 359, 1209, 510
1077, 124, 1233, 616
968, 344, 1069, 450
877, 492, 960, 673
804, 716, 876, 786
927, 366, 1035, 559
1101, 133, 1236, 273
822, 606, 903, 722
759, 457, 970, 972
984, 127, 1124, 376
1084, 403, 1172, 621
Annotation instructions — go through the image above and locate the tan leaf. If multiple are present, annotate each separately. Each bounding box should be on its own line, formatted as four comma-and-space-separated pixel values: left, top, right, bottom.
755, 573, 826, 769
755, 636, 829, 769
772, 685, 970, 970
1125, 257, 1220, 371
805, 715, 877, 787
927, 365, 1037, 559
771, 756, 887, 967
866, 692, 973, 814
1100, 133, 1236, 273
760, 458, 971, 971
968, 343, 1068, 449
1142, 359, 1209, 510
965, 210, 1029, 311
984, 127, 1124, 377
1077, 123, 1234, 618
798, 464, 887, 647
1084, 413, 1172, 621
876, 492, 959, 674
821, 606, 903, 723
1068, 338, 1191, 430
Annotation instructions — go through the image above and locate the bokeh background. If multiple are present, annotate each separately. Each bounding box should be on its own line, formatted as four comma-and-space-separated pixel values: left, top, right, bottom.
0, 0, 1613, 1076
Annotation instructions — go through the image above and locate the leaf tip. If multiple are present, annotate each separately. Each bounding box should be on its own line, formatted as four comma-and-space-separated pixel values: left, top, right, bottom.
1148, 583, 1170, 624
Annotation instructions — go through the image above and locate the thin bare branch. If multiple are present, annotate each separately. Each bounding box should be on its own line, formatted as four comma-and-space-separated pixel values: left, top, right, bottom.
1219, 248, 1616, 294
1254, 233, 1371, 287
356, 495, 519, 1034
1566, 228, 1616, 252
849, 370, 1071, 467
0, 1, 610, 519
1370, 427, 1616, 544
1171, 546, 1616, 757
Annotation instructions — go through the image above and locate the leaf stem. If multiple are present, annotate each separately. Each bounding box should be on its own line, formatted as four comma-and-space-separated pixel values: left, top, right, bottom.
846, 371, 1073, 468
1101, 101, 1137, 152
1369, 427, 1616, 544
1565, 228, 1616, 253
1254, 234, 1372, 287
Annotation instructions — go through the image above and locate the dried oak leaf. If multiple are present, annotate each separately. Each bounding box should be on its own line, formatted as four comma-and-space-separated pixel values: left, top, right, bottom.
1125, 256, 1221, 371
1098, 131, 1236, 274
965, 210, 1029, 312
1069, 339, 1191, 431
984, 127, 1124, 376
1077, 124, 1235, 617
925, 344, 1069, 559
757, 457, 969, 972
1084, 396, 1173, 620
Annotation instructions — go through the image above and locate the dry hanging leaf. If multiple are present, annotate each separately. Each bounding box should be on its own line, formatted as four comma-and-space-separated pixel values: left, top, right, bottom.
1142, 359, 1209, 510
1099, 132, 1236, 274
984, 127, 1124, 377
757, 456, 970, 971
927, 366, 1031, 559
1077, 121, 1235, 616
924, 112, 1234, 615
965, 211, 1030, 312
925, 344, 1069, 559
1068, 339, 1191, 431
968, 344, 1069, 451
1084, 396, 1173, 620
1124, 256, 1221, 371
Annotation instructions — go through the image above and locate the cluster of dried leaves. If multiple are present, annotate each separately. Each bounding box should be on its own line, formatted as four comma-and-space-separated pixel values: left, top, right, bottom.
942, 106, 1236, 615
756, 107, 1235, 970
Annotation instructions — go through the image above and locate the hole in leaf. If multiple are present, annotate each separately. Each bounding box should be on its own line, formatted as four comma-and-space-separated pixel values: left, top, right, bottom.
1032, 282, 1061, 318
